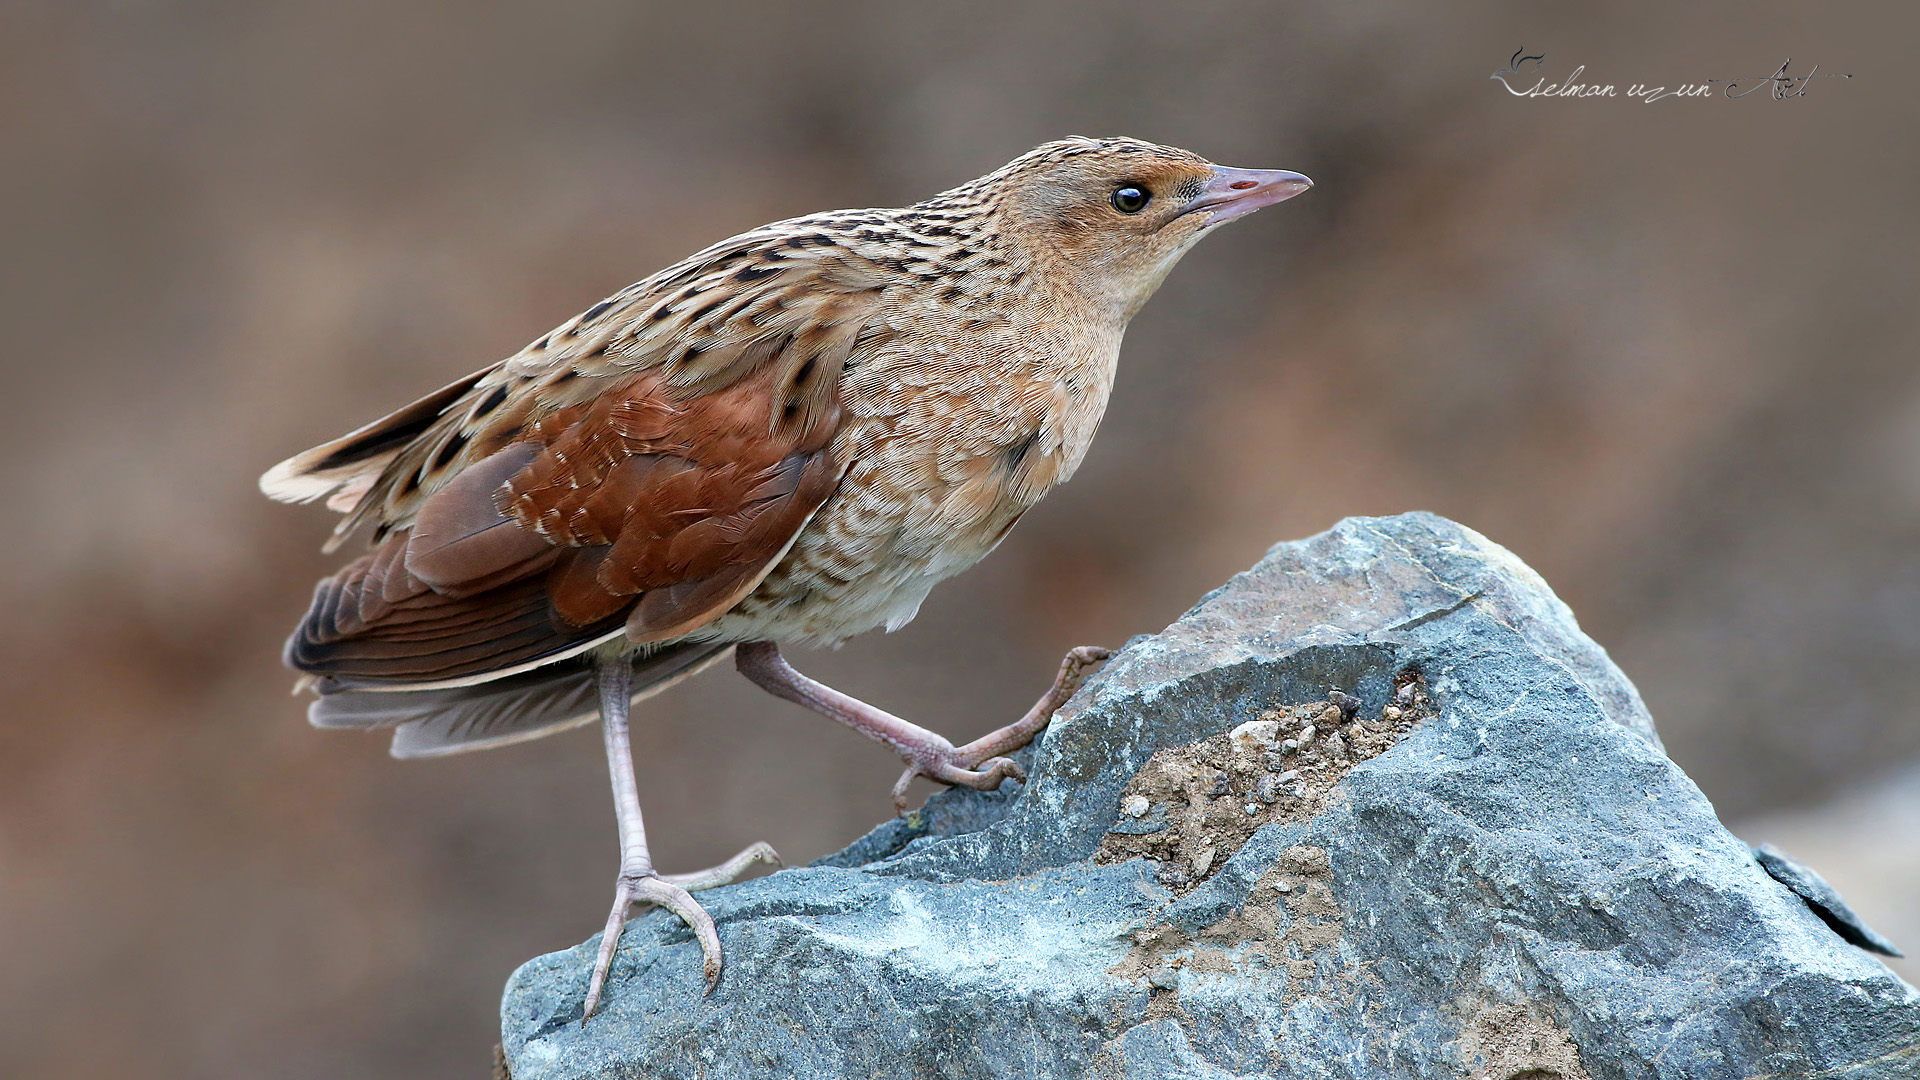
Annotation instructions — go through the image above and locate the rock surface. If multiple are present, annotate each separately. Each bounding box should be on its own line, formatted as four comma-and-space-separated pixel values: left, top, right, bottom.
1734, 760, 1920, 991
499, 513, 1920, 1079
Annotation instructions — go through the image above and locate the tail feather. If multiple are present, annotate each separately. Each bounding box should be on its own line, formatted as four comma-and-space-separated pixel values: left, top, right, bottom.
306, 641, 734, 758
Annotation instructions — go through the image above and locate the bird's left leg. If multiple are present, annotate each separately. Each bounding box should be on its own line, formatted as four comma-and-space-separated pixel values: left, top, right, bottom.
582, 655, 780, 1021
735, 642, 1111, 813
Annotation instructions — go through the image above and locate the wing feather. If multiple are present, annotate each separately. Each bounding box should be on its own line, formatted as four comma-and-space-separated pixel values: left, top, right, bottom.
271, 229, 892, 692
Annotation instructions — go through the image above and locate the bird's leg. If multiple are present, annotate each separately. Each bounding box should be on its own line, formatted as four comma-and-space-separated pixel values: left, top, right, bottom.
582, 656, 780, 1021
945, 644, 1113, 763
735, 642, 1111, 813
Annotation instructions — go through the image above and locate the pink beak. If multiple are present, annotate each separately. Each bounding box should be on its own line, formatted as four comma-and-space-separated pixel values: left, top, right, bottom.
1184, 166, 1313, 225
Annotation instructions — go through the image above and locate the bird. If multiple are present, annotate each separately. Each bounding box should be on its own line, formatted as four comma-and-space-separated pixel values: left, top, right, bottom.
260, 136, 1311, 1018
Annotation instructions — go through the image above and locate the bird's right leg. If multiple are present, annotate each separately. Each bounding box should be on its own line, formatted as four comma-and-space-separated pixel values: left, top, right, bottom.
734, 642, 1110, 813
582, 655, 780, 1021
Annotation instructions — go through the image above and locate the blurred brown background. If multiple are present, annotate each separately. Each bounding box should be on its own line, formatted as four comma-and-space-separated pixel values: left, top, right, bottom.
2, 2, 1915, 1076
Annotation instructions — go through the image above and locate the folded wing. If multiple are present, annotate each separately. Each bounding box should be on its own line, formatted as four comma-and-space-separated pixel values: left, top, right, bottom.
267, 227, 896, 692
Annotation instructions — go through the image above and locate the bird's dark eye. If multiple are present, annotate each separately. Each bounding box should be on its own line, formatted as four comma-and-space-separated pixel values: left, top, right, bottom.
1110, 185, 1151, 214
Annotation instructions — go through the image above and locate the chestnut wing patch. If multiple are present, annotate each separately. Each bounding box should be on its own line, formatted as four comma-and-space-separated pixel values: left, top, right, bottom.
505, 365, 845, 645
284, 368, 844, 688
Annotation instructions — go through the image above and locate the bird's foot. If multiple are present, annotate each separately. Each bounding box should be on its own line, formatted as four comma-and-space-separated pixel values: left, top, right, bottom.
581, 841, 780, 1021
888, 645, 1112, 813
888, 741, 1028, 813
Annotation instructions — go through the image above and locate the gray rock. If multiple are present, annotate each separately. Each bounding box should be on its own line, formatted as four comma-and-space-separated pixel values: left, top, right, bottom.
500, 513, 1920, 1079
1732, 759, 1920, 990
1754, 843, 1905, 957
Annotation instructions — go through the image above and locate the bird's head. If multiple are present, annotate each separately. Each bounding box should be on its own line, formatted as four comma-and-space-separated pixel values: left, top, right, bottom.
969, 137, 1312, 320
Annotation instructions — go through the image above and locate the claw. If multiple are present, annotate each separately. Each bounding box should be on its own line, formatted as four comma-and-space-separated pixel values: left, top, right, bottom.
891, 753, 1030, 812
580, 841, 779, 1021
583, 875, 722, 1020
639, 877, 724, 994
660, 841, 782, 890
986, 756, 1026, 784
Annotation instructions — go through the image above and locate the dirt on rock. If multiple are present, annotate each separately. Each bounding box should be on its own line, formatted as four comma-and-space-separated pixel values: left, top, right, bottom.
1454, 999, 1592, 1080
1100, 671, 1438, 1005
1095, 670, 1436, 892
1107, 848, 1346, 999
